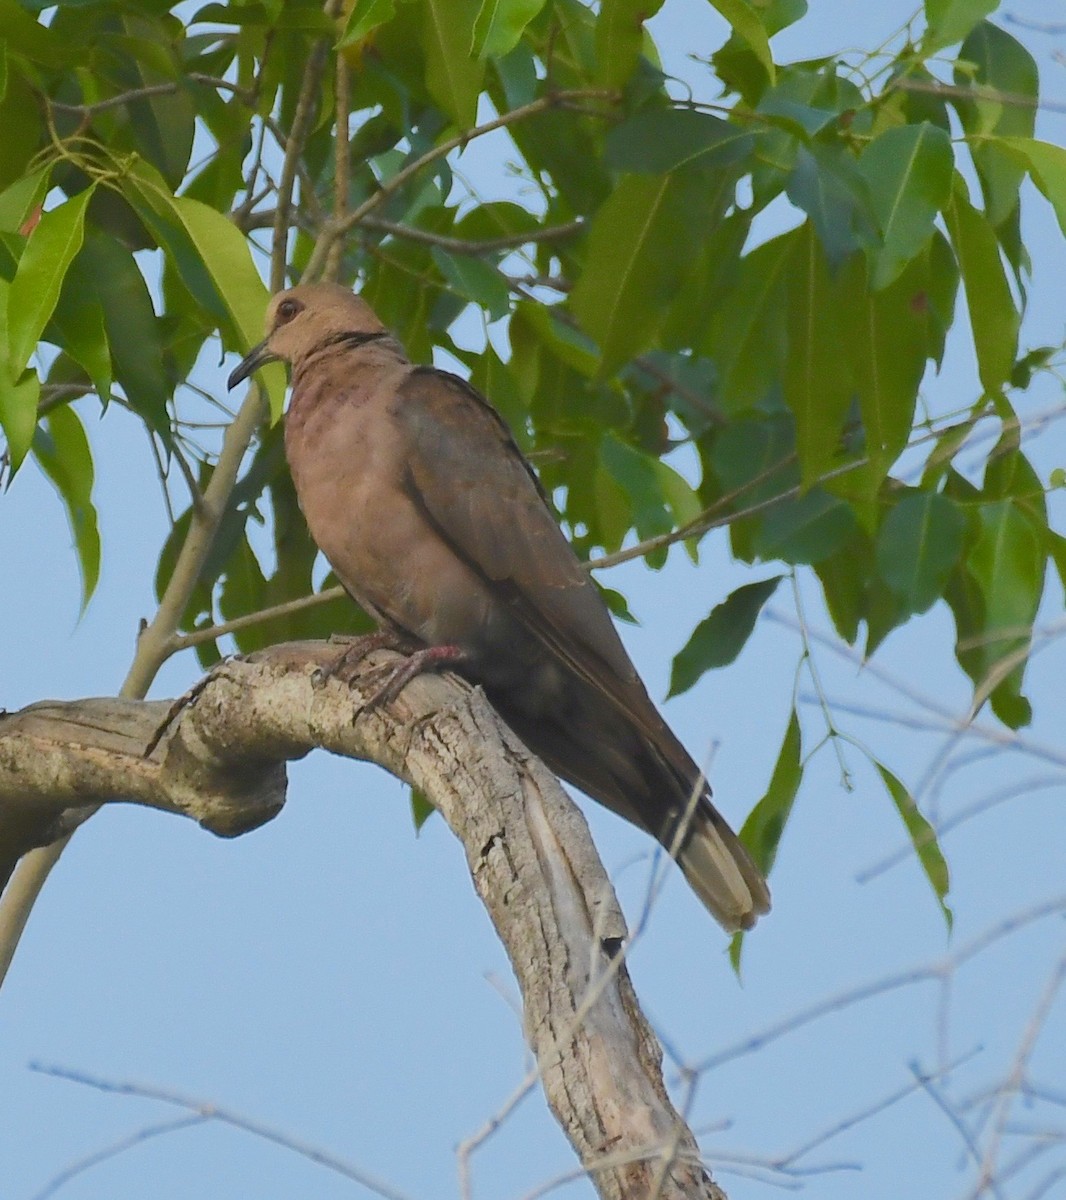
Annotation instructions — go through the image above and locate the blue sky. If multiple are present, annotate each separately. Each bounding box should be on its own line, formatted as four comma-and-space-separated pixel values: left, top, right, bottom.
2, 3, 1065, 1199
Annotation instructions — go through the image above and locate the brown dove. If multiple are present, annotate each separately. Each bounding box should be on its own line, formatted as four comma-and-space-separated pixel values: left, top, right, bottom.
229, 283, 770, 932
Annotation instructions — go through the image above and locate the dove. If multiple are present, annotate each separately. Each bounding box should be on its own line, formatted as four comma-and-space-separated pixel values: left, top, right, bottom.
229, 284, 770, 932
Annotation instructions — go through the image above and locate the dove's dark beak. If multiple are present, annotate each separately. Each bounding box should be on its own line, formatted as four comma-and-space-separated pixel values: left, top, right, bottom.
228, 339, 278, 390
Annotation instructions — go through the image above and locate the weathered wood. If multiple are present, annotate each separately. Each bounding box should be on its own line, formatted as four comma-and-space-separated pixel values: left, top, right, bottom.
0, 641, 725, 1200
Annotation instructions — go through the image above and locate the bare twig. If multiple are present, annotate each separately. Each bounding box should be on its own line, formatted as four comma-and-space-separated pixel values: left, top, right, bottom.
30, 1063, 416, 1200
303, 90, 618, 282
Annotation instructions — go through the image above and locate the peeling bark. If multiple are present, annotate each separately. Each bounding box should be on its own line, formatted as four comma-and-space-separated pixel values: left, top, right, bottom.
0, 641, 725, 1200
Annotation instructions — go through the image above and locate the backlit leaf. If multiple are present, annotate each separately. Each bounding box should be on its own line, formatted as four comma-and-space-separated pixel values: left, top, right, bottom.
706, 0, 776, 84
595, 0, 665, 87
859, 122, 952, 290
7, 188, 93, 373
472, 0, 548, 58
874, 760, 952, 928
730, 707, 800, 970
572, 168, 723, 377
31, 404, 101, 610
784, 224, 856, 485
943, 176, 1019, 396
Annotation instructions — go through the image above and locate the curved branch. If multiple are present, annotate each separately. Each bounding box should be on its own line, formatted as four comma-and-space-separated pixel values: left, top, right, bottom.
0, 642, 725, 1200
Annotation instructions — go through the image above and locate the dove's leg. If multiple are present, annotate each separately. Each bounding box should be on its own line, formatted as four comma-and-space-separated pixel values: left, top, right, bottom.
357, 644, 467, 710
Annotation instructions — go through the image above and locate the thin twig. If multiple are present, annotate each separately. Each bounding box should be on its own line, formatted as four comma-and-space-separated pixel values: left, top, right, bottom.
30, 1115, 208, 1200
303, 89, 618, 282
693, 897, 1066, 1075
168, 588, 347, 652
271, 36, 331, 291
324, 50, 351, 283
29, 1064, 417, 1200
358, 215, 585, 255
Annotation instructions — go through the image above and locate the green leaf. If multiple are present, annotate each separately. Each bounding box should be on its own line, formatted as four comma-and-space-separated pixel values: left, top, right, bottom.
0, 166, 49, 234
410, 787, 437, 832
75, 234, 169, 436
48, 259, 112, 404
472, 0, 548, 58
954, 22, 1037, 227
707, 228, 795, 413
874, 761, 952, 929
173, 196, 287, 419
706, 0, 776, 84
943, 177, 1019, 396
851, 253, 933, 486
993, 137, 1066, 241
595, 0, 665, 87
756, 488, 857, 565
6, 189, 93, 373
963, 499, 1044, 726
605, 108, 753, 175
668, 575, 782, 697
572, 168, 723, 378
923, 0, 997, 53
0, 0, 65, 65
421, 0, 485, 128
30, 404, 100, 610
600, 433, 672, 542
875, 491, 966, 616
786, 144, 876, 269
120, 162, 283, 417
337, 0, 396, 47
784, 224, 856, 485
0, 363, 39, 474
431, 247, 511, 320
730, 707, 801, 971
859, 122, 953, 290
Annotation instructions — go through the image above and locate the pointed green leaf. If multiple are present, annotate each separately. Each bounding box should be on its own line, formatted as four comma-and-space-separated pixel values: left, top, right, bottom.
48, 259, 112, 403
76, 233, 169, 436
730, 707, 801, 971
756, 488, 857, 565
954, 22, 1036, 227
595, 0, 665, 87
0, 364, 39, 474
605, 109, 753, 175
786, 143, 876, 269
708, 228, 795, 412
472, 0, 547, 57
859, 122, 953, 290
668, 576, 782, 697
875, 491, 966, 616
784, 224, 856, 485
964, 499, 1044, 726
923, 0, 996, 53
851, 253, 933, 487
874, 761, 952, 928
0, 166, 50, 234
421, 0, 485, 128
993, 137, 1066, 240
943, 177, 1019, 395
337, 0, 396, 47
706, 0, 776, 84
31, 404, 100, 610
7, 188, 93, 373
572, 169, 722, 377
410, 787, 437, 832
431, 247, 511, 320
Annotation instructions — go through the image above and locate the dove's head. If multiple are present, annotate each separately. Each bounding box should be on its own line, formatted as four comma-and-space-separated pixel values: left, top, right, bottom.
228, 283, 391, 388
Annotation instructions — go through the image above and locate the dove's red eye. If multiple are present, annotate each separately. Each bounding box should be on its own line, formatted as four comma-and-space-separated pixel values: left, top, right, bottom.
276, 298, 302, 323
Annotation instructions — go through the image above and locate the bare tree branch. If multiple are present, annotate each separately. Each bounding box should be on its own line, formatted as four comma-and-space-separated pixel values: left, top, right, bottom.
0, 642, 726, 1200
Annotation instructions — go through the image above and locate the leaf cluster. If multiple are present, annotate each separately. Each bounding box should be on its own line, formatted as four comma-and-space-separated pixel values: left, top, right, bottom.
1, 0, 1064, 916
